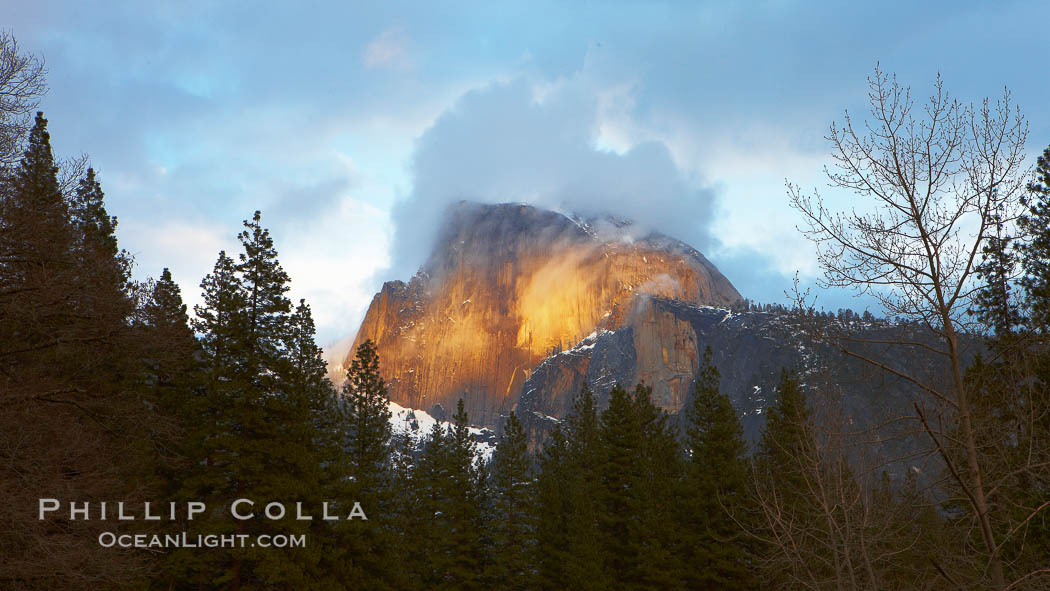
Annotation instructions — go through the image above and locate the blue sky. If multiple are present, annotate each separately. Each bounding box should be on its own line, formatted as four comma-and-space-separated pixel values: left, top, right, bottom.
9, 0, 1050, 345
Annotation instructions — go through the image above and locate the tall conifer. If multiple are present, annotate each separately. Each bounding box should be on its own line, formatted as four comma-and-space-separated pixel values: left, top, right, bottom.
71, 167, 130, 294
757, 369, 811, 495
534, 424, 572, 590
487, 411, 534, 590
328, 339, 395, 589
563, 385, 611, 590
681, 347, 753, 589
0, 113, 155, 586
183, 213, 325, 588
415, 399, 484, 590
598, 383, 684, 590
972, 207, 1021, 341
1021, 145, 1050, 329
753, 369, 823, 587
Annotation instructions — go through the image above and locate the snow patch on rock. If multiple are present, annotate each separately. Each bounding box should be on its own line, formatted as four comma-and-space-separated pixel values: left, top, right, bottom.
388, 400, 497, 463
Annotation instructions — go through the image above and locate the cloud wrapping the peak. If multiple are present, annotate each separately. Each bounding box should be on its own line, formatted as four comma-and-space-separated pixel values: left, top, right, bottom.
388, 77, 719, 279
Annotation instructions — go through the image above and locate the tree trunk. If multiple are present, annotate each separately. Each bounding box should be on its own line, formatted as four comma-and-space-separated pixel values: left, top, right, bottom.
944, 320, 1005, 589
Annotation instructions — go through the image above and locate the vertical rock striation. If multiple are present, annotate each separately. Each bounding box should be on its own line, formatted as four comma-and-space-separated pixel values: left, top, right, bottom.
348, 202, 741, 427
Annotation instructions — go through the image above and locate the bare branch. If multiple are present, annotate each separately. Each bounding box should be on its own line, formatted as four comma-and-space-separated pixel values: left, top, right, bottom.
0, 30, 47, 165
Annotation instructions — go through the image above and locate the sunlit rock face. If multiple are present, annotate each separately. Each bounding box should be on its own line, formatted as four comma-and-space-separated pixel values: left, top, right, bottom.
349, 202, 741, 427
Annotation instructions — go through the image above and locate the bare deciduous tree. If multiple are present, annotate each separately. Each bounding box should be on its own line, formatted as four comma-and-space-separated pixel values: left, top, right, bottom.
749, 364, 947, 591
788, 66, 1031, 590
0, 30, 47, 165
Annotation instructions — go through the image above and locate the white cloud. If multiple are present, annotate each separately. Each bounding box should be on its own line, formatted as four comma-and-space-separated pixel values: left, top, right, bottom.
281, 196, 391, 344
121, 218, 235, 316
388, 75, 721, 280
363, 28, 412, 70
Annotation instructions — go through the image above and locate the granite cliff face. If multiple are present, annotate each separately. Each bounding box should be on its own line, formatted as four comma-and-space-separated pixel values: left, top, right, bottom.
349, 202, 741, 426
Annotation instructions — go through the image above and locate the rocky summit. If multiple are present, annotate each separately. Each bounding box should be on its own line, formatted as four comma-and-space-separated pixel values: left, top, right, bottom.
349, 201, 740, 427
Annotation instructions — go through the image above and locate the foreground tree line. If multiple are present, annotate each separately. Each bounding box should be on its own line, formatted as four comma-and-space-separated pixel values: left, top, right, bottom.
0, 38, 1048, 589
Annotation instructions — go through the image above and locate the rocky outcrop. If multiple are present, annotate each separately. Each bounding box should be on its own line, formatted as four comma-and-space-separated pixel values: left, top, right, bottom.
518, 296, 966, 463
349, 202, 741, 426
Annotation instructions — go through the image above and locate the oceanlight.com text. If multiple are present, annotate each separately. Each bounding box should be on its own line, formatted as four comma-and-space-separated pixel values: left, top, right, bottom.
98, 532, 307, 549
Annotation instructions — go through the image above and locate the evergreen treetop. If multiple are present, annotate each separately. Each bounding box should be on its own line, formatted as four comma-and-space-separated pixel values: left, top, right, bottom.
971, 206, 1021, 340
758, 369, 811, 495
487, 411, 535, 591
1021, 145, 1050, 330
681, 347, 753, 589
341, 339, 393, 485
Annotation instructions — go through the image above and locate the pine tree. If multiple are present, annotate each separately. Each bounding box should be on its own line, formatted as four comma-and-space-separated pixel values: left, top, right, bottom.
326, 339, 395, 589
681, 347, 753, 589
71, 168, 117, 255
752, 369, 828, 588
285, 299, 334, 434
972, 206, 1021, 341
193, 250, 244, 380
957, 154, 1050, 585
139, 267, 207, 589
281, 298, 341, 588
1021, 145, 1050, 330
446, 399, 485, 589
236, 210, 292, 380
0, 113, 156, 587
598, 383, 684, 590
0, 112, 76, 376
173, 250, 247, 586
534, 424, 572, 590
878, 468, 952, 588
414, 399, 484, 591
412, 418, 449, 587
240, 216, 323, 587
630, 383, 685, 590
143, 268, 192, 331
560, 384, 610, 591
960, 339, 1050, 582
181, 213, 325, 589
1015, 149, 1050, 576
139, 268, 198, 403
757, 369, 811, 496
387, 427, 423, 589
137, 267, 199, 451
598, 384, 642, 582
487, 411, 535, 591
70, 167, 130, 294
3, 113, 68, 261
341, 340, 393, 493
